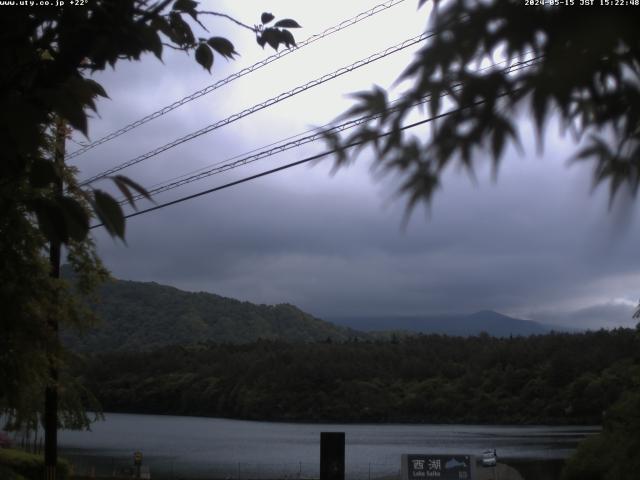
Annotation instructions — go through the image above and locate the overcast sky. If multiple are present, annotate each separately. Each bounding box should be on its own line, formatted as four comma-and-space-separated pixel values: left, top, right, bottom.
68, 0, 639, 329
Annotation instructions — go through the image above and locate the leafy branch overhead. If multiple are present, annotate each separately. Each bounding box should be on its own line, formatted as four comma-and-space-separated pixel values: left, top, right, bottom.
325, 0, 640, 214
0, 0, 302, 427
256, 12, 301, 51
0, 0, 300, 243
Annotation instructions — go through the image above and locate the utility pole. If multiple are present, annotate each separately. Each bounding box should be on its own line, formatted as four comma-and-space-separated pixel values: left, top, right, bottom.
44, 116, 65, 480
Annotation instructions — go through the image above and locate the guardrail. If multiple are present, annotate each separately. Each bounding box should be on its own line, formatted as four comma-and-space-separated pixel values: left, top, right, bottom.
67, 458, 399, 480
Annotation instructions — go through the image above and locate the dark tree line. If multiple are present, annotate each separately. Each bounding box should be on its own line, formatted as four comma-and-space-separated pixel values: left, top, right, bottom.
79, 328, 639, 425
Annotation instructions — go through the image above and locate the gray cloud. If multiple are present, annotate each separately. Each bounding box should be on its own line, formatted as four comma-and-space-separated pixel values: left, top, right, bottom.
74, 3, 640, 327
530, 302, 638, 330
92, 149, 640, 323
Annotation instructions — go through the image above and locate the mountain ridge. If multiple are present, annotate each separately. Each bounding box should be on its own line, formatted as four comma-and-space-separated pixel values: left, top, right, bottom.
63, 273, 573, 353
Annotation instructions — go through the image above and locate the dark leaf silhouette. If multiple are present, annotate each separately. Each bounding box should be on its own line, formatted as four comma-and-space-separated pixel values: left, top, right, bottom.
29, 196, 89, 243
151, 16, 174, 42
112, 175, 153, 209
280, 29, 296, 49
274, 19, 301, 29
261, 28, 280, 50
113, 178, 135, 207
82, 78, 109, 99
58, 196, 90, 242
207, 37, 238, 59
172, 0, 198, 20
29, 159, 58, 189
195, 42, 213, 72
32, 198, 65, 243
261, 12, 275, 24
324, 0, 640, 212
140, 26, 163, 59
45, 88, 88, 135
169, 11, 195, 46
91, 189, 125, 239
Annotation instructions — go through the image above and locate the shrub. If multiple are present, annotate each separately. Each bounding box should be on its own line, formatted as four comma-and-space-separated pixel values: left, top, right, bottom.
0, 464, 27, 480
0, 449, 69, 480
561, 434, 607, 480
562, 389, 640, 480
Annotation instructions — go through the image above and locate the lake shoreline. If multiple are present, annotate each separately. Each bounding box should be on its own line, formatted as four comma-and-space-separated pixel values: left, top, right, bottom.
59, 413, 597, 480
64, 458, 568, 480
89, 410, 603, 428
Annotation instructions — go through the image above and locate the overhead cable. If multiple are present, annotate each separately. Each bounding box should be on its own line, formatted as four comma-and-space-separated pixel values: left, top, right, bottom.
121, 110, 395, 204
90, 95, 506, 230
79, 30, 434, 186
66, 0, 408, 160
120, 56, 543, 204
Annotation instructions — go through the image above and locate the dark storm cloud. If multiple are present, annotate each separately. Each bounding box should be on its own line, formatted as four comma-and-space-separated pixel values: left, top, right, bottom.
73, 2, 640, 327
92, 147, 640, 323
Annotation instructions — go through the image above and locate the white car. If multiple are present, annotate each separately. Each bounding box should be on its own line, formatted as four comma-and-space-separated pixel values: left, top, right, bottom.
481, 450, 497, 467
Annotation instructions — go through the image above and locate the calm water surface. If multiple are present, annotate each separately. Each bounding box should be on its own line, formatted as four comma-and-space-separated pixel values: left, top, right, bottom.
58, 413, 598, 478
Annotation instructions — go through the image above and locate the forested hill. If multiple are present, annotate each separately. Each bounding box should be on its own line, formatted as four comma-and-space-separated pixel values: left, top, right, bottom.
63, 272, 580, 353
81, 328, 639, 424
63, 277, 357, 352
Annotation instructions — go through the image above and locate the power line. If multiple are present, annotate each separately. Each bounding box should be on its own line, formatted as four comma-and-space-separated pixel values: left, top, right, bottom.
119, 115, 370, 205
143, 123, 336, 191
121, 110, 393, 204
66, 0, 408, 160
79, 30, 434, 186
119, 56, 543, 204
90, 97, 495, 230
121, 91, 442, 204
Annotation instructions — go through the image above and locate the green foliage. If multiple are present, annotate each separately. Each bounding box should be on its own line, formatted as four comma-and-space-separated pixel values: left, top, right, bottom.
562, 388, 640, 480
79, 329, 638, 424
0, 449, 70, 480
1, 128, 109, 430
0, 465, 27, 480
326, 0, 640, 214
0, 190, 106, 431
561, 434, 608, 480
0, 0, 298, 433
1, 1, 300, 244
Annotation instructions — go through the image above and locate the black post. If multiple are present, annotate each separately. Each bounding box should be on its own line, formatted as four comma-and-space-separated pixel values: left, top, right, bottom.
44, 117, 65, 480
320, 432, 345, 480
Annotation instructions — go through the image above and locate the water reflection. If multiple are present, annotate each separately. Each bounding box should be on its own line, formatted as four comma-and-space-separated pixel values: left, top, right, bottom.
59, 413, 599, 479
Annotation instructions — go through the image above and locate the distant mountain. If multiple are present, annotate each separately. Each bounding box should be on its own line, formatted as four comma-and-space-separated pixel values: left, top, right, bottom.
63, 277, 358, 353
330, 310, 569, 337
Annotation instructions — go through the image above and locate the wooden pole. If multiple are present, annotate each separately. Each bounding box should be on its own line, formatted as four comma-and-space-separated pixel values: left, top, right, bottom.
44, 116, 65, 480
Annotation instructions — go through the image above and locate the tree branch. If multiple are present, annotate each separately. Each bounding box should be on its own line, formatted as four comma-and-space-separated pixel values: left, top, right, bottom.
198, 11, 256, 33
136, 0, 173, 25
161, 42, 188, 51
192, 15, 209, 34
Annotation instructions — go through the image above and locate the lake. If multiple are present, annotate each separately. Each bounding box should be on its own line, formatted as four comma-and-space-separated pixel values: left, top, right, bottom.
58, 413, 598, 479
